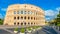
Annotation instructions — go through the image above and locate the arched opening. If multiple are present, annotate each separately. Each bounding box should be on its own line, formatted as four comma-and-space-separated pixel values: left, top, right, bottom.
28, 16, 30, 19
24, 16, 26, 19
31, 22, 33, 25
21, 16, 23, 19
14, 11, 16, 14
28, 11, 30, 14
21, 11, 23, 14
14, 17, 16, 20
17, 22, 19, 25
24, 11, 26, 14
34, 17, 35, 20
14, 22, 16, 25
24, 22, 26, 25
21, 23, 23, 25
34, 22, 35, 25
31, 17, 33, 20
28, 22, 30, 25
17, 16, 19, 20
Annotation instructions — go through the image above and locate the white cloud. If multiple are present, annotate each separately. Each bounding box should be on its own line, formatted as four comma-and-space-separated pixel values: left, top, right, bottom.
45, 8, 59, 21
45, 10, 55, 16
46, 18, 50, 20
45, 17, 51, 21
56, 7, 60, 11
0, 14, 3, 19
56, 7, 60, 14
1, 8, 7, 11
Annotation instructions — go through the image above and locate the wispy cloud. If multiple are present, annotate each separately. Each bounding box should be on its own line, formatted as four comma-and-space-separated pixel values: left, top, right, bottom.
45, 18, 50, 21
1, 8, 7, 11
56, 7, 60, 11
0, 14, 3, 19
45, 10, 55, 16
45, 7, 59, 21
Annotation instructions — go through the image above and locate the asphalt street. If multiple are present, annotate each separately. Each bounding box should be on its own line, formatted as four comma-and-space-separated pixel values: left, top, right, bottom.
31, 26, 58, 34
0, 26, 58, 34
0, 29, 11, 34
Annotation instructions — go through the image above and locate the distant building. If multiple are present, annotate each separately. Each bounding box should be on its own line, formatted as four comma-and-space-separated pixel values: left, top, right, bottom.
4, 4, 45, 26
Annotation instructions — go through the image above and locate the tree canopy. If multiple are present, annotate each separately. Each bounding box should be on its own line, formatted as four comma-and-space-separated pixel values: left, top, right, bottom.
49, 10, 60, 26
0, 19, 3, 25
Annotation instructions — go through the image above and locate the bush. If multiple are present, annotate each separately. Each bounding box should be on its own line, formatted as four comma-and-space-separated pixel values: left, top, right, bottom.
20, 28, 25, 33
14, 28, 18, 31
33, 26, 40, 29
0, 19, 3, 25
27, 27, 31, 31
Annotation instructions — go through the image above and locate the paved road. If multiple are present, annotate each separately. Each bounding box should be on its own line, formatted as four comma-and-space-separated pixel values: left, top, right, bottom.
0, 29, 11, 34
0, 26, 58, 34
31, 26, 58, 34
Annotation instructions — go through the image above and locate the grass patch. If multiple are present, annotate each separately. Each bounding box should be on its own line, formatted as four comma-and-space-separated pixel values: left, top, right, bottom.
20, 28, 25, 33
32, 26, 40, 29
27, 27, 32, 31
14, 26, 41, 33
14, 28, 18, 31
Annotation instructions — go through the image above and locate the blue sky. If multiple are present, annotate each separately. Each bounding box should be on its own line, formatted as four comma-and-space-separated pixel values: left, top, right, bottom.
0, 0, 60, 21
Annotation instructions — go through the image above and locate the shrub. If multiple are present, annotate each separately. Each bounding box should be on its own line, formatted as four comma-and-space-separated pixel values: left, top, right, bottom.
20, 28, 25, 33
14, 28, 18, 31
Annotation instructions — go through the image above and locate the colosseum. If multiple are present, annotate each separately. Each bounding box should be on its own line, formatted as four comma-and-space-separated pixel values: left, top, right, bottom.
4, 4, 45, 26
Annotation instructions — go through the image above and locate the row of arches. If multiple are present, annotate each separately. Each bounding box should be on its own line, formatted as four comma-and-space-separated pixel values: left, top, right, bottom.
14, 10, 37, 15
14, 16, 36, 20
14, 22, 35, 25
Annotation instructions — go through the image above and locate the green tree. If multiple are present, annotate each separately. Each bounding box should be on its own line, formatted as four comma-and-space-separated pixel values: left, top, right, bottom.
14, 28, 18, 31
0, 19, 3, 25
55, 10, 60, 26
50, 10, 60, 26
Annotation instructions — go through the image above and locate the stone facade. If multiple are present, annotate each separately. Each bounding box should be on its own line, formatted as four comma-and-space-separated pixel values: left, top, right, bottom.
4, 4, 45, 26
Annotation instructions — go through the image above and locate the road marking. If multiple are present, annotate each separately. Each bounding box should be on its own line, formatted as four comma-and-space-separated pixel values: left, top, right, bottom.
3, 29, 16, 34
43, 29, 53, 34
